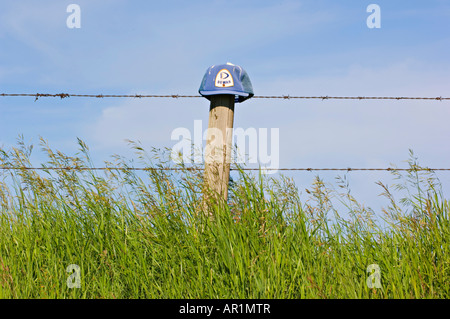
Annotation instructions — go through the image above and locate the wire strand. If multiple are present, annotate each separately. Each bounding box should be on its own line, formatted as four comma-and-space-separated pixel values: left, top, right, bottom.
1, 93, 449, 101
0, 167, 449, 172
2, 93, 449, 173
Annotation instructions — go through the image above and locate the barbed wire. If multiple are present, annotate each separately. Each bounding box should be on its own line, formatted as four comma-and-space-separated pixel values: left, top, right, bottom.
1, 93, 449, 101
0, 166, 449, 172
254, 95, 450, 101
2, 93, 449, 173
0, 93, 201, 101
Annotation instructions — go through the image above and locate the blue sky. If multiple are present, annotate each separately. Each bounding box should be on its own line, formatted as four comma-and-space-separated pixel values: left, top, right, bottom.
1, 0, 450, 216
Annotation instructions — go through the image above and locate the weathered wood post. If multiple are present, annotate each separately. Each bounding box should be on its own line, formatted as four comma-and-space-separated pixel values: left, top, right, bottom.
204, 94, 235, 201
199, 62, 254, 208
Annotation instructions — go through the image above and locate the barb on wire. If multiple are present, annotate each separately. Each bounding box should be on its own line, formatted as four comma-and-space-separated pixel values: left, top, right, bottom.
1, 93, 449, 101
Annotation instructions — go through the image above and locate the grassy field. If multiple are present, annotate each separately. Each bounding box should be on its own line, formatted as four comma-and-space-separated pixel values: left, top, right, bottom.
0, 138, 449, 298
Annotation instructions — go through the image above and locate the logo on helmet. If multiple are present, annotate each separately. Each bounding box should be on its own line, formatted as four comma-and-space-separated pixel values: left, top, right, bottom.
215, 69, 234, 87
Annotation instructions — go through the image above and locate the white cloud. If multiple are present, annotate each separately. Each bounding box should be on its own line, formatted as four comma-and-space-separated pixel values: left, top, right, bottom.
85, 95, 209, 153
236, 60, 450, 170
0, 2, 63, 58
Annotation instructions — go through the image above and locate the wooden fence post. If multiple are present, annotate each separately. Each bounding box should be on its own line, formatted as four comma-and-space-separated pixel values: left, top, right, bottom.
199, 63, 254, 215
204, 94, 235, 203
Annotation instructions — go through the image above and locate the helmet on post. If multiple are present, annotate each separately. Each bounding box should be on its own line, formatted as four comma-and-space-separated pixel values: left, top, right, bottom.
199, 62, 254, 103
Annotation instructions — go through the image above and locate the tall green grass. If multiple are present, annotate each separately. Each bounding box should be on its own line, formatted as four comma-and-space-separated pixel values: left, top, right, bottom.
0, 138, 449, 298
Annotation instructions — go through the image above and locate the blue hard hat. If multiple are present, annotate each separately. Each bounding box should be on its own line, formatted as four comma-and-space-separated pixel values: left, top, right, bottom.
199, 62, 254, 103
